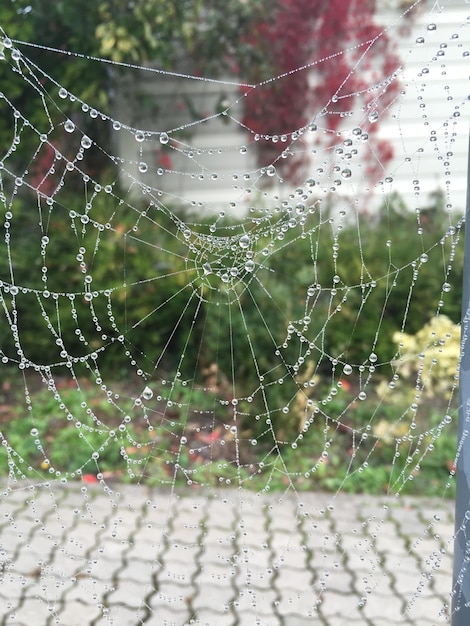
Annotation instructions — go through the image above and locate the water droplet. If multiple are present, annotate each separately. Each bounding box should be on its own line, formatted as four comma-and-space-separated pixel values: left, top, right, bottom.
416, 37, 425, 45
142, 386, 153, 400
369, 353, 378, 363
266, 166, 276, 177
138, 162, 148, 173
240, 145, 247, 154
368, 111, 379, 123
442, 282, 451, 293
341, 169, 352, 179
420, 253, 428, 263
427, 23, 437, 31
58, 87, 68, 99
159, 132, 169, 145
64, 119, 75, 133
358, 391, 367, 401
81, 135, 92, 149
239, 234, 250, 249
343, 364, 353, 375
135, 130, 145, 143
245, 260, 255, 272
30, 428, 39, 437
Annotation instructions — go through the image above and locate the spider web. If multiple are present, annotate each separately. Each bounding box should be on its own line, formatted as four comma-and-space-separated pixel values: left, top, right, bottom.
0, 1, 468, 624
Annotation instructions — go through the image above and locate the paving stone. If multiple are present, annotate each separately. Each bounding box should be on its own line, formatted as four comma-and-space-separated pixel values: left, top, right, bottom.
61, 573, 109, 603
125, 539, 167, 561
0, 482, 457, 626
406, 593, 452, 622
318, 591, 366, 620
161, 558, 194, 585
92, 605, 147, 626
117, 558, 158, 584
275, 589, 319, 618
0, 571, 34, 601
196, 563, 235, 586
326, 569, 355, 594
171, 523, 204, 544
232, 587, 277, 614
9, 596, 65, 623
148, 581, 190, 612
54, 599, 109, 625
198, 543, 236, 568
144, 608, 192, 625
106, 578, 153, 607
361, 591, 405, 620
237, 611, 281, 625
232, 543, 273, 571
235, 564, 274, 590
189, 607, 235, 625
283, 617, 324, 626
84, 554, 123, 580
274, 566, 313, 593
191, 579, 235, 613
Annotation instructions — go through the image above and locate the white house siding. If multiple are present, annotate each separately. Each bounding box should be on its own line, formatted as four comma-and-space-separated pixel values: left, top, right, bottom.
372, 0, 468, 213
114, 0, 468, 217
115, 73, 258, 216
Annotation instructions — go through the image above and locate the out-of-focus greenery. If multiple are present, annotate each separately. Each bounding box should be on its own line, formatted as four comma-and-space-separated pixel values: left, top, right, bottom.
0, 367, 457, 497
0, 189, 462, 429
0, 190, 199, 377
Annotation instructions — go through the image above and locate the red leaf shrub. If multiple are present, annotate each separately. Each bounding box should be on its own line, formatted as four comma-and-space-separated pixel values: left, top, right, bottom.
242, 0, 405, 185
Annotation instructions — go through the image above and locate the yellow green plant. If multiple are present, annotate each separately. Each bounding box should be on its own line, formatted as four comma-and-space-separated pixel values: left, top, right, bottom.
393, 314, 460, 399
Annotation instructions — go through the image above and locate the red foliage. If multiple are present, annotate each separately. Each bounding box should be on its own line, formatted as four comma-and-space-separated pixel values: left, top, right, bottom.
242, 0, 403, 185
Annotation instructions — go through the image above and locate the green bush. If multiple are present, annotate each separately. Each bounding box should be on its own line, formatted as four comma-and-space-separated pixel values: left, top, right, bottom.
0, 191, 199, 377
0, 384, 139, 478
0, 188, 463, 447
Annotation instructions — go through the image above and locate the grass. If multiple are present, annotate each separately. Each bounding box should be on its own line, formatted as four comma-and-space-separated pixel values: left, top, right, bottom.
0, 374, 458, 498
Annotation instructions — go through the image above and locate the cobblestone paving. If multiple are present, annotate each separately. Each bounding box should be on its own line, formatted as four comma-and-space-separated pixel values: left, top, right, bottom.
0, 482, 455, 625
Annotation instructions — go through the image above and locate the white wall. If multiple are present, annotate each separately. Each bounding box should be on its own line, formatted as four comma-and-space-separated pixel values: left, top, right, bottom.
114, 0, 468, 217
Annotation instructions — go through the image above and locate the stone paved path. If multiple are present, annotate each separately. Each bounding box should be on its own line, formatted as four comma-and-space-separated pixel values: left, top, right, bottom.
0, 482, 455, 625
